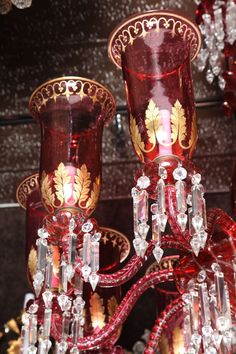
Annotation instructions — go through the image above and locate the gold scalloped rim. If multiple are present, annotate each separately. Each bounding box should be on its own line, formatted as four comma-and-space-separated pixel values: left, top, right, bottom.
108, 10, 202, 69
16, 173, 39, 209
100, 226, 130, 263
146, 255, 180, 274
29, 76, 116, 123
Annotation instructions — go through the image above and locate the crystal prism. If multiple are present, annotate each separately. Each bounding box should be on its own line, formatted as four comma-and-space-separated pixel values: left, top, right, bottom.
42, 290, 53, 309
74, 296, 85, 314
137, 175, 150, 189
58, 294, 71, 312
157, 213, 167, 232
43, 309, 52, 338
89, 272, 100, 291
192, 215, 203, 233
137, 222, 149, 239
91, 241, 99, 273
177, 213, 187, 232
212, 331, 222, 349
156, 179, 165, 214
33, 270, 44, 297
152, 245, 164, 263
190, 236, 201, 257
133, 238, 148, 258
158, 166, 167, 179
66, 264, 75, 281
81, 264, 91, 281
37, 238, 48, 271
191, 333, 201, 351
82, 232, 91, 266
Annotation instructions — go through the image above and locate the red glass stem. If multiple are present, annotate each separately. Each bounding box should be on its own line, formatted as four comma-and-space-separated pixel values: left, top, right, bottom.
74, 241, 156, 288
52, 270, 174, 350
144, 297, 184, 354
207, 208, 236, 240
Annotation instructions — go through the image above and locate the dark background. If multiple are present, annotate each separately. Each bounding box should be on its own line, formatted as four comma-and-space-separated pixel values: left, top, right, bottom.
0, 0, 235, 351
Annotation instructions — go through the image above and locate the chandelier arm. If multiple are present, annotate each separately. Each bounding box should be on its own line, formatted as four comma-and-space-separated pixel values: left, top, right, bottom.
165, 185, 191, 247
74, 240, 157, 288
51, 270, 174, 350
144, 297, 184, 353
207, 207, 236, 239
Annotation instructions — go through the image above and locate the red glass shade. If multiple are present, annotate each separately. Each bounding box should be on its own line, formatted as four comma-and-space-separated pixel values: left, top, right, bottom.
29, 77, 116, 216
108, 11, 201, 164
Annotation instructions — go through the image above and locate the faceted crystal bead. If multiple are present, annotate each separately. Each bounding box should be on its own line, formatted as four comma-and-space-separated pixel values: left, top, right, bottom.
216, 315, 230, 332
211, 263, 221, 273
58, 294, 71, 312
27, 345, 37, 354
133, 238, 148, 258
197, 270, 207, 283
81, 264, 91, 281
157, 213, 167, 232
33, 271, 44, 297
28, 303, 38, 314
192, 215, 203, 233
202, 324, 213, 338
82, 220, 93, 233
222, 330, 232, 350
89, 272, 100, 291
191, 174, 201, 185
158, 166, 167, 179
38, 228, 49, 239
41, 339, 52, 352
137, 175, 150, 189
57, 341, 68, 354
173, 166, 187, 181
42, 290, 53, 309
205, 347, 217, 354
186, 347, 196, 354
137, 223, 149, 239
177, 213, 187, 232
150, 203, 158, 214
206, 69, 214, 84
152, 245, 164, 264
70, 346, 79, 354
74, 296, 85, 314
92, 232, 101, 242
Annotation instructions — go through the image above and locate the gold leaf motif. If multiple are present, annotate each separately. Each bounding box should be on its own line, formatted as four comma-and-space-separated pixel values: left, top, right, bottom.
130, 114, 145, 162
171, 100, 186, 145
41, 171, 55, 211
7, 337, 21, 354
145, 99, 162, 146
107, 296, 118, 320
86, 176, 100, 211
89, 293, 106, 330
28, 247, 37, 277
53, 162, 72, 205
74, 164, 91, 207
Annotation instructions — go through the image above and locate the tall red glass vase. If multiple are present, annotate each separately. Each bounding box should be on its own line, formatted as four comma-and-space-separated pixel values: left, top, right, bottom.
108, 11, 201, 168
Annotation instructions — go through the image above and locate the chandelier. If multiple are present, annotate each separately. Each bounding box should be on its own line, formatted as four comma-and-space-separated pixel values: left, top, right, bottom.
0, 0, 32, 15
194, 0, 236, 116
15, 10, 236, 354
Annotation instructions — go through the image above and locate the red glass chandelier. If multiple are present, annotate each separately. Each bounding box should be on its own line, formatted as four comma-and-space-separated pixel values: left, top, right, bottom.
16, 10, 236, 354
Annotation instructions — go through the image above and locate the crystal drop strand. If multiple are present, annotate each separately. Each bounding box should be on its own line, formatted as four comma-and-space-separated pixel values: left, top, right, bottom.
132, 175, 150, 258
89, 232, 101, 291
56, 293, 72, 353
70, 296, 85, 354
81, 219, 94, 281
39, 289, 53, 353
190, 174, 208, 254
33, 227, 49, 297
68, 217, 77, 265
182, 292, 194, 350
173, 165, 188, 232
26, 303, 39, 353
60, 256, 68, 293
151, 167, 168, 264
45, 249, 53, 289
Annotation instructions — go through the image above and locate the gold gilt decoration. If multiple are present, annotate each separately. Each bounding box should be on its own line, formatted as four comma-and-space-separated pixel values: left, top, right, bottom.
53, 162, 72, 206
130, 99, 197, 160
16, 174, 39, 210
74, 164, 91, 206
7, 337, 21, 354
100, 227, 130, 263
108, 11, 201, 69
41, 162, 100, 214
107, 296, 118, 320
28, 247, 37, 277
170, 100, 187, 147
89, 293, 106, 330
29, 77, 116, 123
130, 114, 145, 162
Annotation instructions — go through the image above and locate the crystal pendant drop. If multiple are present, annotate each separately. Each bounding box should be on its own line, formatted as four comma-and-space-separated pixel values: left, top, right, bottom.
133, 238, 148, 257
42, 290, 53, 309
89, 272, 100, 291
58, 294, 71, 312
190, 236, 201, 256
177, 212, 188, 232
27, 345, 37, 354
81, 264, 91, 281
57, 340, 68, 354
152, 244, 164, 264
33, 270, 44, 297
